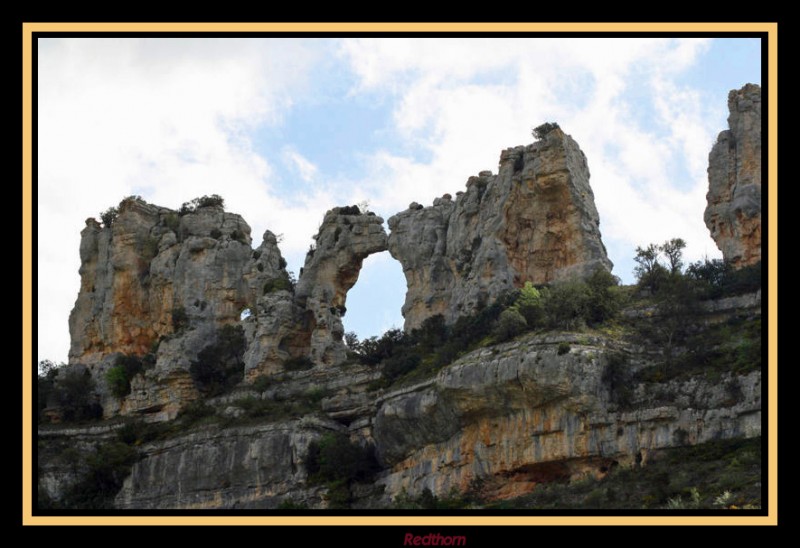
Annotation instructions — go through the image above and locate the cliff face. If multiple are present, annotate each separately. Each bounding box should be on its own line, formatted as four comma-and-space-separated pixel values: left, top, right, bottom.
39, 295, 761, 509
705, 83, 762, 268
69, 198, 282, 365
373, 332, 761, 500
68, 197, 291, 419
43, 104, 762, 510
388, 126, 612, 330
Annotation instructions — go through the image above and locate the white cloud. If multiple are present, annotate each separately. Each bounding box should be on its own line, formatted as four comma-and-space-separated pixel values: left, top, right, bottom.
37, 38, 325, 363
338, 37, 723, 274
282, 147, 319, 182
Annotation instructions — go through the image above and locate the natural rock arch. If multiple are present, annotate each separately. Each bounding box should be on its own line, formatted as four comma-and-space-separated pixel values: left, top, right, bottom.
293, 206, 389, 365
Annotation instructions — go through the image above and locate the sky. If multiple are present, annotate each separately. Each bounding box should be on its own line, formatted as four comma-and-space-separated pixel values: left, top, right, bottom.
36, 37, 761, 364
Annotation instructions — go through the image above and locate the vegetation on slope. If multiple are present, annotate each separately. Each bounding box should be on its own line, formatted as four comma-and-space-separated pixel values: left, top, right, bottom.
486, 437, 762, 510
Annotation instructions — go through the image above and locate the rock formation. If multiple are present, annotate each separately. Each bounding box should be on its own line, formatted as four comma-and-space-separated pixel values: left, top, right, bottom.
41, 107, 762, 510
388, 125, 612, 330
68, 196, 291, 418
39, 293, 762, 509
294, 207, 388, 365
705, 83, 762, 268
374, 331, 761, 499
69, 197, 282, 365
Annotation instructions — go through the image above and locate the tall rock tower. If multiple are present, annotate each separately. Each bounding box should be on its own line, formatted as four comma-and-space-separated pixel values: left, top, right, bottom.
705, 83, 762, 268
388, 124, 612, 330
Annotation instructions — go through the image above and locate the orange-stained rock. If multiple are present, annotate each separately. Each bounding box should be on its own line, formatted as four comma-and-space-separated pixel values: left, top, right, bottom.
388, 126, 612, 331
705, 84, 762, 268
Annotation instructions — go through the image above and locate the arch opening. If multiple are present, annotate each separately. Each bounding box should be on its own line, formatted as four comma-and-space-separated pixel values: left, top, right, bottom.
342, 251, 405, 344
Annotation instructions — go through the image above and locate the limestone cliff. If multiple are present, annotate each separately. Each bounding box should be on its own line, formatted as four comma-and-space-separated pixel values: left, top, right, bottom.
68, 196, 290, 419
69, 197, 283, 365
373, 332, 761, 500
43, 104, 763, 510
705, 84, 762, 268
39, 293, 761, 509
388, 126, 612, 330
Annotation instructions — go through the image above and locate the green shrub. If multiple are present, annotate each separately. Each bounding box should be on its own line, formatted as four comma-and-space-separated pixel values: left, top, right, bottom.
106, 365, 130, 398
284, 356, 314, 371
338, 205, 361, 215
493, 308, 528, 342
252, 375, 273, 393
541, 279, 592, 329
263, 274, 293, 294
278, 499, 309, 509
177, 400, 216, 423
532, 122, 560, 140
164, 212, 180, 233
305, 387, 329, 404
100, 206, 118, 227
59, 442, 139, 509
383, 352, 421, 380
106, 354, 152, 398
557, 341, 571, 355
633, 243, 670, 293
512, 281, 544, 327
172, 306, 189, 331
585, 268, 624, 325
189, 325, 246, 395
197, 194, 224, 208
306, 432, 380, 486
179, 194, 225, 215
392, 487, 471, 510
686, 259, 761, 299
37, 360, 60, 423
55, 368, 103, 422
231, 229, 248, 244
140, 235, 160, 262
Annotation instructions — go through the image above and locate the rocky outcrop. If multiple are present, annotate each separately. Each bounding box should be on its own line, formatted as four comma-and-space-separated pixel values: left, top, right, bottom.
294, 207, 388, 365
115, 420, 331, 509
705, 84, 762, 268
67, 197, 291, 418
40, 308, 761, 508
372, 332, 761, 501
388, 126, 612, 330
69, 197, 284, 366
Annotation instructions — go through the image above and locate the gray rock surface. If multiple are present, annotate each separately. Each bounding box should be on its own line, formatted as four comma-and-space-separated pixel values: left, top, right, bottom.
705, 84, 762, 267
115, 420, 334, 509
294, 207, 388, 365
68, 197, 290, 418
388, 126, 612, 330
372, 332, 761, 501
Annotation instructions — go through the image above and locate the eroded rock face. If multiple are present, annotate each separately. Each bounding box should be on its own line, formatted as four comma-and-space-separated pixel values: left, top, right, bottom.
388, 127, 612, 330
705, 84, 762, 268
372, 332, 761, 501
115, 420, 331, 509
68, 197, 290, 418
294, 208, 388, 365
69, 198, 280, 365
